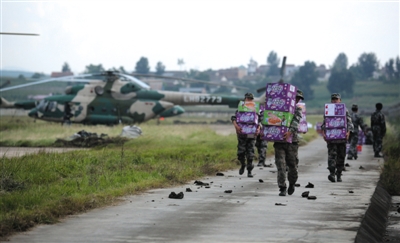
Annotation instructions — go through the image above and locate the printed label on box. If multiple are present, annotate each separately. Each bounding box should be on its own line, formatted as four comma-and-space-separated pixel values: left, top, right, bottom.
262, 110, 294, 127
325, 116, 347, 128
325, 127, 347, 140
238, 101, 260, 113
265, 97, 296, 113
236, 112, 259, 124
261, 125, 292, 143
325, 103, 346, 116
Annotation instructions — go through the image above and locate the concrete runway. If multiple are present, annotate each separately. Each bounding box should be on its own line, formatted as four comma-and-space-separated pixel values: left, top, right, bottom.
6, 137, 389, 242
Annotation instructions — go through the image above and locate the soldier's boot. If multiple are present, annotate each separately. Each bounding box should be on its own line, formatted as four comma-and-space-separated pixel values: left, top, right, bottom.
247, 162, 254, 178
374, 152, 383, 158
347, 155, 353, 160
288, 183, 295, 195
239, 160, 246, 175
336, 169, 343, 182
257, 160, 265, 167
279, 186, 287, 196
328, 168, 336, 183
354, 155, 358, 160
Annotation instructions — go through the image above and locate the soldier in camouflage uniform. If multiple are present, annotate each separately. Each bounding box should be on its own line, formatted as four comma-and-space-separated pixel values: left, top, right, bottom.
274, 89, 304, 196
256, 109, 268, 167
371, 103, 386, 158
321, 93, 354, 183
347, 104, 365, 160
231, 93, 262, 177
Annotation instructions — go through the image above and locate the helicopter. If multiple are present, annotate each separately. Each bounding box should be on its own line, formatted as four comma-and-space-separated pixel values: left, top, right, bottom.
0, 71, 267, 125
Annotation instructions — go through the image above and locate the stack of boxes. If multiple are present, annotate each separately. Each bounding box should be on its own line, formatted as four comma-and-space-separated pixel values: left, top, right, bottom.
236, 100, 260, 137
324, 103, 347, 140
261, 83, 297, 143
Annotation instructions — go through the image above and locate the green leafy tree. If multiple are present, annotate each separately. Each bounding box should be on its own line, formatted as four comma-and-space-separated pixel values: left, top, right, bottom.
290, 61, 318, 100
135, 57, 150, 74
186, 69, 210, 88
84, 64, 105, 74
327, 53, 355, 97
31, 72, 45, 79
119, 66, 128, 74
155, 61, 166, 75
357, 52, 379, 80
327, 69, 355, 97
62, 62, 71, 72
266, 51, 280, 76
332, 53, 348, 71
395, 56, 400, 80
385, 58, 395, 81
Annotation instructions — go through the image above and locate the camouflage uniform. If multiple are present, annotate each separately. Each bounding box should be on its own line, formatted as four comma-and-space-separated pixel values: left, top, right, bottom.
348, 106, 365, 160
255, 134, 268, 166
371, 108, 386, 156
321, 100, 354, 182
274, 105, 302, 192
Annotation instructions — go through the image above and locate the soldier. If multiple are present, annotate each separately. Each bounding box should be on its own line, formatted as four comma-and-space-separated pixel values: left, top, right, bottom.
274, 89, 304, 196
231, 93, 262, 177
371, 103, 386, 158
321, 93, 354, 183
347, 104, 365, 160
255, 108, 268, 167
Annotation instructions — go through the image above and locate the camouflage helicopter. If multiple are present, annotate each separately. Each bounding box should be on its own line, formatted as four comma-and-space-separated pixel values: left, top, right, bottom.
0, 71, 267, 125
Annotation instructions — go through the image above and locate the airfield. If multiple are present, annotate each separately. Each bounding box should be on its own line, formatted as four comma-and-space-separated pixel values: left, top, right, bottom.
5, 131, 400, 243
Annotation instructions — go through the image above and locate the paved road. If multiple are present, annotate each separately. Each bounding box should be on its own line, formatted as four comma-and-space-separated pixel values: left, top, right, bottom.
7, 137, 385, 242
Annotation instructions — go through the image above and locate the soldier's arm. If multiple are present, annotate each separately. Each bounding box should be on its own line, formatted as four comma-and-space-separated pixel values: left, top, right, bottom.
381, 114, 387, 136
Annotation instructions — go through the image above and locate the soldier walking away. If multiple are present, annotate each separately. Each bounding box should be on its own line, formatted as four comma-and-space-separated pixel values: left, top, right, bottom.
371, 103, 386, 158
347, 104, 365, 160
274, 89, 304, 196
63, 102, 72, 125
255, 128, 268, 167
321, 93, 354, 183
231, 93, 262, 178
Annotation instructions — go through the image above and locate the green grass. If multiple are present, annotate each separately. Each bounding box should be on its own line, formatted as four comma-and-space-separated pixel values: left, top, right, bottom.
0, 115, 318, 239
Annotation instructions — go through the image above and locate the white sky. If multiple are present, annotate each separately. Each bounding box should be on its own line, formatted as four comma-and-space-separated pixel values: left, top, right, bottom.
1, 0, 399, 74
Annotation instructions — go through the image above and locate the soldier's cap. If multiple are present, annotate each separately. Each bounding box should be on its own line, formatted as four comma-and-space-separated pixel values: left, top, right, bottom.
296, 89, 304, 100
331, 93, 341, 99
352, 104, 358, 109
244, 92, 254, 99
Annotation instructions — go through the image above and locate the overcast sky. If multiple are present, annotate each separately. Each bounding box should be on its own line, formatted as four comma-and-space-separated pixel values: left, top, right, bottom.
1, 0, 399, 75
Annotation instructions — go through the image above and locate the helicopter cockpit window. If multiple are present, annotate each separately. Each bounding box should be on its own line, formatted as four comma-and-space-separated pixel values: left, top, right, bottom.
47, 101, 57, 112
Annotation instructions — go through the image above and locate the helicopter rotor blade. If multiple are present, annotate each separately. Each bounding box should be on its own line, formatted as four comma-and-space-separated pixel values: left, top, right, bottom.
0, 32, 39, 36
131, 73, 249, 90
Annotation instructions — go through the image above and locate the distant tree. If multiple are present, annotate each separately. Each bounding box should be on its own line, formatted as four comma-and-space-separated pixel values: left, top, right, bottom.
84, 64, 105, 74
31, 72, 45, 79
290, 61, 318, 100
155, 61, 166, 75
327, 69, 355, 97
396, 56, 400, 80
357, 52, 379, 80
17, 74, 25, 80
62, 62, 71, 72
266, 51, 280, 76
384, 58, 395, 81
186, 69, 210, 88
135, 57, 150, 74
177, 58, 185, 70
349, 64, 363, 81
119, 66, 128, 74
332, 53, 348, 71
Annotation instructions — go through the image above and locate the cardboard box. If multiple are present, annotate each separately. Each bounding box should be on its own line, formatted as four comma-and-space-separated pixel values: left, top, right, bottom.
238, 123, 258, 135
324, 116, 347, 129
325, 103, 346, 116
236, 112, 259, 124
261, 125, 292, 143
266, 83, 297, 99
238, 101, 260, 113
265, 97, 296, 113
262, 110, 294, 127
325, 127, 347, 140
